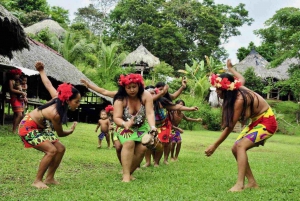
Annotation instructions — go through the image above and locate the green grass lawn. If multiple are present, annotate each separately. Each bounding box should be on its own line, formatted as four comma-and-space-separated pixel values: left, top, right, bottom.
0, 123, 299, 201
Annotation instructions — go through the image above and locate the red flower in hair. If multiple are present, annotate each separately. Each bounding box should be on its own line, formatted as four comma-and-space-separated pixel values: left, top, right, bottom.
155, 88, 160, 94
209, 73, 242, 91
118, 74, 144, 87
105, 105, 114, 113
9, 69, 22, 75
57, 83, 73, 104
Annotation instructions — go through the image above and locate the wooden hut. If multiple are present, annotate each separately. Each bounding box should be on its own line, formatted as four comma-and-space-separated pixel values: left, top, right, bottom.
25, 19, 66, 38
234, 49, 290, 99
0, 38, 112, 124
122, 44, 160, 76
0, 4, 29, 59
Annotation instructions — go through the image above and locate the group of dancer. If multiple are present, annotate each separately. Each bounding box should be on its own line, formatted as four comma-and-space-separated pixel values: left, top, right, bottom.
17, 60, 277, 192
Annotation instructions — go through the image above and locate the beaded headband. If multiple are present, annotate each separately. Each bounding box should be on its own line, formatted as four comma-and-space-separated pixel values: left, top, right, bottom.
210, 74, 242, 91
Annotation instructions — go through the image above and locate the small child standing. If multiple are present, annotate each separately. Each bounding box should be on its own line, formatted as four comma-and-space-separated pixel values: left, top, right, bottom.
20, 75, 28, 111
95, 109, 111, 148
169, 99, 202, 161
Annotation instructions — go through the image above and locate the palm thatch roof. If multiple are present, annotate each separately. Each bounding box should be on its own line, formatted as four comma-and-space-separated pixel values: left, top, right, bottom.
0, 38, 112, 102
122, 45, 160, 69
0, 5, 29, 59
25, 19, 66, 38
234, 49, 290, 80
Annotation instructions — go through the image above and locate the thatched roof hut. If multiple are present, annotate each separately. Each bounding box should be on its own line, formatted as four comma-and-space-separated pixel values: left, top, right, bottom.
234, 49, 290, 80
0, 5, 29, 59
1, 38, 112, 102
122, 45, 160, 74
25, 19, 66, 38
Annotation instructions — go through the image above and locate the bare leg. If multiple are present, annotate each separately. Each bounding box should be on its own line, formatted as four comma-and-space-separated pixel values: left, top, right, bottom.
121, 141, 135, 182
13, 111, 23, 133
114, 140, 122, 165
98, 139, 102, 148
44, 141, 66, 185
170, 142, 176, 161
130, 143, 147, 173
174, 141, 182, 160
163, 142, 171, 165
105, 133, 111, 148
154, 150, 163, 167
32, 141, 58, 189
229, 139, 256, 192
143, 149, 152, 167
232, 142, 259, 189
111, 132, 115, 147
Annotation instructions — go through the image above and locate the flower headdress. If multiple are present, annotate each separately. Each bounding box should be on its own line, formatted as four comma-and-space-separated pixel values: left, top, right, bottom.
210, 74, 242, 91
9, 69, 22, 75
105, 105, 114, 113
118, 74, 144, 87
57, 83, 73, 104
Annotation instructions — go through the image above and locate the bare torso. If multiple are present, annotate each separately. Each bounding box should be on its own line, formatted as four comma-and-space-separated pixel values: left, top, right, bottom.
99, 119, 110, 133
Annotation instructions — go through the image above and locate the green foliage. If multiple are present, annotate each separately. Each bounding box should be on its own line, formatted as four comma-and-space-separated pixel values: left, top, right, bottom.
50, 6, 70, 26
107, 0, 253, 69
15, 0, 49, 13
149, 62, 174, 85
254, 7, 300, 66
243, 67, 265, 94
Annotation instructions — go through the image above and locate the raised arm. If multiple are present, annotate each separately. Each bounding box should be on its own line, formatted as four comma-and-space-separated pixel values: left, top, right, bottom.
35, 61, 57, 98
80, 79, 117, 98
183, 114, 202, 122
165, 104, 198, 111
169, 77, 187, 100
227, 59, 245, 86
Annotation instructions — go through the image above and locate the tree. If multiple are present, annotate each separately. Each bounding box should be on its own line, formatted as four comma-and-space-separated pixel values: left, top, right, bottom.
242, 67, 264, 94
236, 42, 276, 62
106, 0, 253, 70
15, 0, 49, 13
254, 7, 300, 66
50, 6, 70, 26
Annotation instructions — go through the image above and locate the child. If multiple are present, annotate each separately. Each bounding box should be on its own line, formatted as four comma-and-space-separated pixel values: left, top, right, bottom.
95, 109, 111, 148
20, 75, 28, 111
169, 99, 202, 161
105, 105, 115, 146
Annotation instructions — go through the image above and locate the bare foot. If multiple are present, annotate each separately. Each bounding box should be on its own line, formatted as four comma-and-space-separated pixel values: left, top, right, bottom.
32, 181, 49, 189
130, 175, 136, 181
163, 160, 169, 165
122, 175, 131, 182
245, 183, 259, 189
170, 158, 176, 162
44, 179, 60, 185
154, 164, 159, 167
142, 163, 151, 167
97, 145, 101, 148
135, 167, 141, 171
228, 184, 244, 192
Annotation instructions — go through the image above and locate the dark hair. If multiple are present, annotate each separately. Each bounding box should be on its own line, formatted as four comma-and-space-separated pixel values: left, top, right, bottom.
113, 83, 144, 103
175, 99, 185, 106
219, 73, 257, 128
155, 82, 172, 101
38, 87, 80, 124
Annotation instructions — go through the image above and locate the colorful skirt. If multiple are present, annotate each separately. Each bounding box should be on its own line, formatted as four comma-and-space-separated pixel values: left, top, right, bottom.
170, 129, 182, 143
18, 115, 58, 148
156, 119, 172, 143
10, 97, 24, 113
236, 107, 277, 146
115, 122, 149, 144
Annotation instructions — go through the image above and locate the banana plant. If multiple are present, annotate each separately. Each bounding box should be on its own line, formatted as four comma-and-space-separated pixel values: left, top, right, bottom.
177, 56, 224, 100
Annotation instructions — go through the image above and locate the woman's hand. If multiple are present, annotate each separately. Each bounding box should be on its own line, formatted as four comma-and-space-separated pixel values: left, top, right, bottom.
197, 118, 202, 122
35, 61, 44, 71
190, 106, 198, 111
205, 144, 217, 157
80, 79, 89, 88
181, 77, 187, 89
123, 118, 134, 130
227, 59, 233, 69
70, 122, 78, 133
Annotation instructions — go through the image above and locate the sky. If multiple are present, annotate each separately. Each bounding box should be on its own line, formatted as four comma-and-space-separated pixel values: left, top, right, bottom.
47, 0, 300, 64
